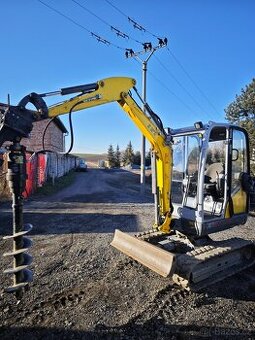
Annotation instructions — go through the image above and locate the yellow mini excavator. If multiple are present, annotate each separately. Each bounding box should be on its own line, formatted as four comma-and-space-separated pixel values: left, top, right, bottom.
0, 77, 254, 295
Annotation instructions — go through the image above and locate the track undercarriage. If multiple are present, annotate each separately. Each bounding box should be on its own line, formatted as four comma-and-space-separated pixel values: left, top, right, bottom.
111, 229, 255, 291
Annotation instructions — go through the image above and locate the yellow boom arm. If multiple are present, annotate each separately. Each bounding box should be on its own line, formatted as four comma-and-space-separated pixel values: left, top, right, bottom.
48, 77, 172, 232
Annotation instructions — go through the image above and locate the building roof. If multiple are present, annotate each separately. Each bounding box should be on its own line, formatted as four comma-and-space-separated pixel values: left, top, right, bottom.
53, 117, 68, 134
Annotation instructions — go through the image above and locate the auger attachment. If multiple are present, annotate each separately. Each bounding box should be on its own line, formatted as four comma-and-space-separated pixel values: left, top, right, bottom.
3, 140, 33, 298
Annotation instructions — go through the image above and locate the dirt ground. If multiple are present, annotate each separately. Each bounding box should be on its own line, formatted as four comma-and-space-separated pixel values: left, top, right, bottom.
0, 168, 255, 339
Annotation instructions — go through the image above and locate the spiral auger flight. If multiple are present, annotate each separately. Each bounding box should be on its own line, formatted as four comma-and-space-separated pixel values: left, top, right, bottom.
3, 139, 33, 298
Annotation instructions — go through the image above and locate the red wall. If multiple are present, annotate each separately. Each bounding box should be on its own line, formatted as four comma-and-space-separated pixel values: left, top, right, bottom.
24, 153, 47, 198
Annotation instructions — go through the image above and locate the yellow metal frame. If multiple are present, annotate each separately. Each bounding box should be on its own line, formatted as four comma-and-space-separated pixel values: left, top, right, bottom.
48, 77, 136, 117
48, 77, 172, 232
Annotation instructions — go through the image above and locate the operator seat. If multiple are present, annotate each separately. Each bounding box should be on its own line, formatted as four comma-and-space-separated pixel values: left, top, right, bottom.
204, 162, 225, 199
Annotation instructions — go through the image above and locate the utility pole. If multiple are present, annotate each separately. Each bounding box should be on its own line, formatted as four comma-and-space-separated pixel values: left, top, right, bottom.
125, 40, 167, 192
140, 50, 155, 192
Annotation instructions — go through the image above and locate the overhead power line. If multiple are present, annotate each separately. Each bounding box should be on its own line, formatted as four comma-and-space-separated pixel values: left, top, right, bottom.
37, 0, 209, 117
131, 55, 209, 119
91, 33, 110, 45
71, 0, 143, 45
111, 27, 129, 39
128, 17, 146, 32
153, 55, 215, 119
147, 69, 195, 115
71, 0, 169, 58
105, 0, 220, 118
103, 1, 196, 116
104, 0, 130, 19
105, 0, 161, 39
132, 57, 200, 117
37, 0, 125, 50
166, 48, 220, 116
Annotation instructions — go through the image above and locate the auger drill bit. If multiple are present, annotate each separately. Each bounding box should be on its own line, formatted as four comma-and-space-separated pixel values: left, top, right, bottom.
3, 139, 33, 299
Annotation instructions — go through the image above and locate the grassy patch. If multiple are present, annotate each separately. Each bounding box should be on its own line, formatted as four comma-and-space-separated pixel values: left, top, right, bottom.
35, 171, 76, 196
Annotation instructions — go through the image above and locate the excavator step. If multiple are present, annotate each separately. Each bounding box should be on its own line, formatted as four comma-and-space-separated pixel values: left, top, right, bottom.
111, 230, 255, 291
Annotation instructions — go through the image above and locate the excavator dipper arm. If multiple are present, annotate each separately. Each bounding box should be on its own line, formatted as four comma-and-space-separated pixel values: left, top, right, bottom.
46, 77, 175, 278
46, 77, 173, 233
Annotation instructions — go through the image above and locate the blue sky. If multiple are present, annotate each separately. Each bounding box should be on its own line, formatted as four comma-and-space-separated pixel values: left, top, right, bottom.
1, 0, 254, 153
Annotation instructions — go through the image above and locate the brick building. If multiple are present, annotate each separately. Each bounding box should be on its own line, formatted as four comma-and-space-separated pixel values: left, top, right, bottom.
1, 117, 67, 153
0, 117, 77, 201
21, 117, 68, 153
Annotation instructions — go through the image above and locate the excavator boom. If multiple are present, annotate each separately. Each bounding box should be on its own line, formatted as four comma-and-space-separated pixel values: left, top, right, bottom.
47, 77, 135, 117
47, 77, 173, 233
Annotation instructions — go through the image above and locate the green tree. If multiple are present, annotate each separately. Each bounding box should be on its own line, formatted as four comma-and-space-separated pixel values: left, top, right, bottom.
115, 144, 121, 168
122, 141, 134, 166
133, 151, 141, 165
225, 78, 255, 123
145, 151, 151, 166
225, 78, 255, 172
107, 144, 115, 168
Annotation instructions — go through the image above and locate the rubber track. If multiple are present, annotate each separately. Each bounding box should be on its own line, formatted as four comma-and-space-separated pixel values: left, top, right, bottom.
135, 230, 255, 291
176, 238, 255, 291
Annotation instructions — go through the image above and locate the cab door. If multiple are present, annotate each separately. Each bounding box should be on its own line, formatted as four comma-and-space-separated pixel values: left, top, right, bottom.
226, 127, 250, 216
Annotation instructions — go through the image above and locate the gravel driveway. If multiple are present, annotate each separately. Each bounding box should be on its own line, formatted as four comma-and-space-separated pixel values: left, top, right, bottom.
0, 168, 254, 339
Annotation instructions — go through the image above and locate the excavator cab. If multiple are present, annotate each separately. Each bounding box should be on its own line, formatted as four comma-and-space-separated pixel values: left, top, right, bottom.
171, 122, 251, 237
112, 121, 255, 289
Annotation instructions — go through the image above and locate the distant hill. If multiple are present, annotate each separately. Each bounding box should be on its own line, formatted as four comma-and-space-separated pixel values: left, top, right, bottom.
72, 153, 107, 167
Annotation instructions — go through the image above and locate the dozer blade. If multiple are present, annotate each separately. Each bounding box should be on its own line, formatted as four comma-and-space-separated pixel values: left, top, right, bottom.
111, 229, 176, 277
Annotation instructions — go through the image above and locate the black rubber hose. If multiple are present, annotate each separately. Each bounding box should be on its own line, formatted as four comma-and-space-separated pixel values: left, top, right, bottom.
65, 100, 84, 155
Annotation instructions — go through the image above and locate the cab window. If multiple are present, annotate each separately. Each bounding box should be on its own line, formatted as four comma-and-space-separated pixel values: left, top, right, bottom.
231, 129, 248, 193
